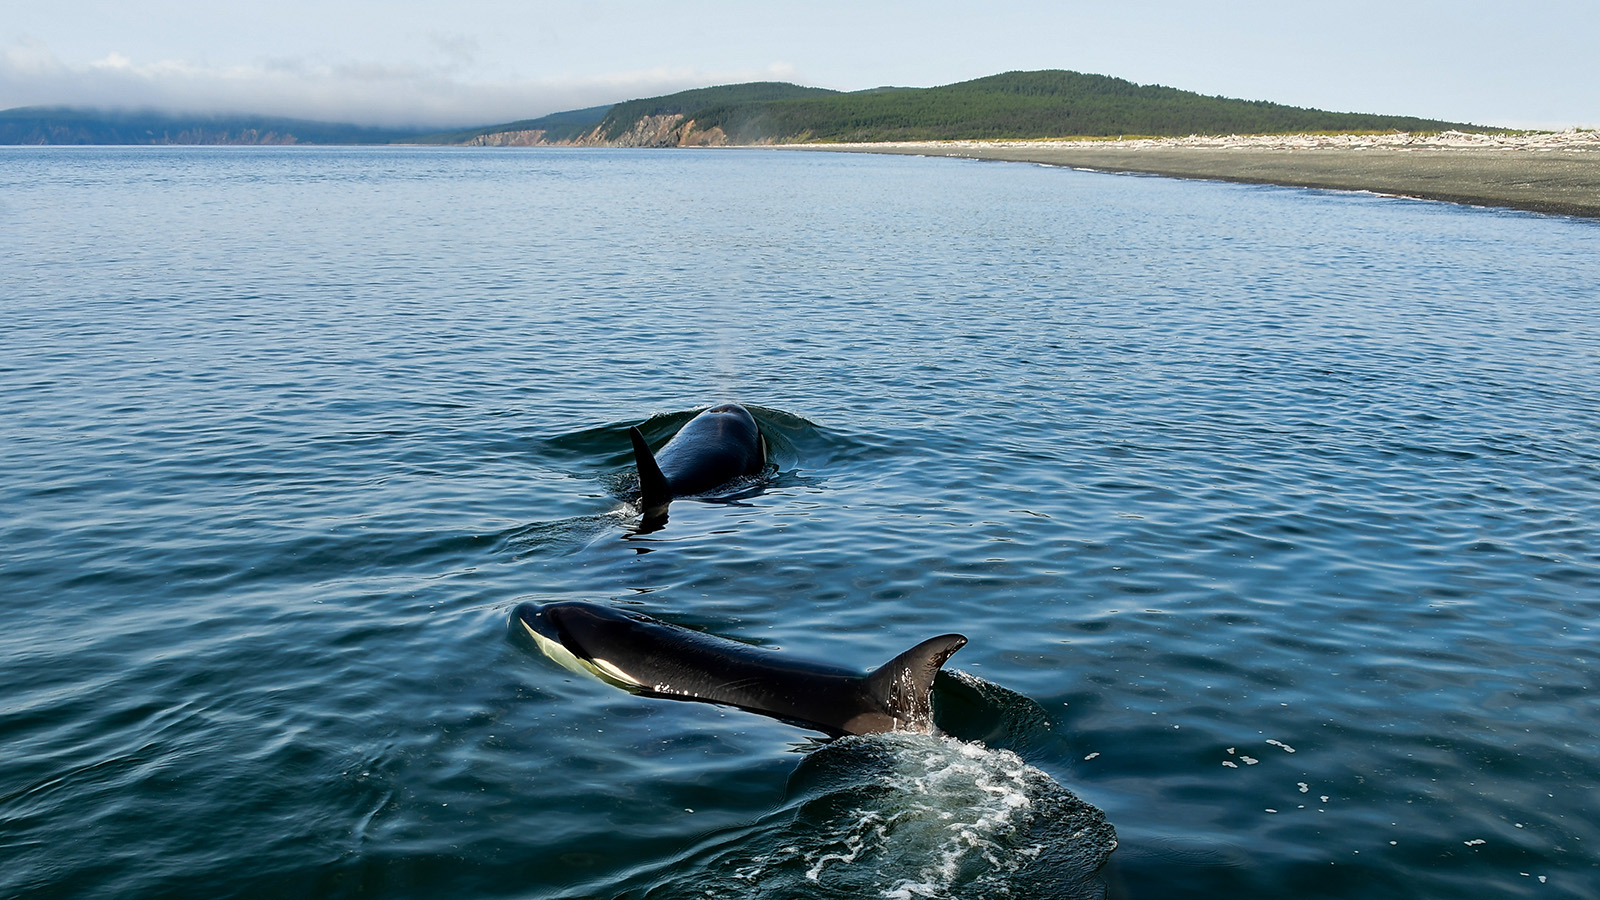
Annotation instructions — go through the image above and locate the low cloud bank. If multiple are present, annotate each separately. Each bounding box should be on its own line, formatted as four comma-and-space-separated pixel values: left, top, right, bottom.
1, 39, 798, 128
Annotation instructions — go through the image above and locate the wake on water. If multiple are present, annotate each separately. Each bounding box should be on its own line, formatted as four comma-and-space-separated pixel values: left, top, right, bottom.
607, 713, 1115, 899
778, 733, 1113, 900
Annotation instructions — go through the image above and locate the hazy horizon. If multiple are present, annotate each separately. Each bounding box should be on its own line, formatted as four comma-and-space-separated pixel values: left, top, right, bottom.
5, 1, 1598, 131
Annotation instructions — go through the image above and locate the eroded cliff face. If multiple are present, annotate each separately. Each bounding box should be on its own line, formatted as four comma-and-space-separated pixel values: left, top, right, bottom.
598, 113, 686, 147
464, 114, 731, 148
467, 129, 548, 146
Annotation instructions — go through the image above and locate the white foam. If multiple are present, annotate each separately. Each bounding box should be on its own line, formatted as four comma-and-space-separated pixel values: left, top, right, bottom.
670, 733, 1114, 899
800, 734, 1082, 898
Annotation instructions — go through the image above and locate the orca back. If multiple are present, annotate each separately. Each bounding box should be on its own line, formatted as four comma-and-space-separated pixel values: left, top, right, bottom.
516, 601, 966, 737
630, 403, 765, 513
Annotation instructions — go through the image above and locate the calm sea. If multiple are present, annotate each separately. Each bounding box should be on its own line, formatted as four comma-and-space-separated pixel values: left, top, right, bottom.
3, 146, 1598, 900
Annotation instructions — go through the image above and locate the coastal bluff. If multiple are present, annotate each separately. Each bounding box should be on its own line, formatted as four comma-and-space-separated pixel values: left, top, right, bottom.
465, 113, 729, 147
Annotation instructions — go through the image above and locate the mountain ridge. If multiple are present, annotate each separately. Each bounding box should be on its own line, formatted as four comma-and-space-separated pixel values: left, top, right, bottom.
2, 70, 1497, 146
0, 106, 428, 145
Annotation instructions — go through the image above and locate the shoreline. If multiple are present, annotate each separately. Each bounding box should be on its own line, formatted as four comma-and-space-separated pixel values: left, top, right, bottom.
782, 131, 1600, 219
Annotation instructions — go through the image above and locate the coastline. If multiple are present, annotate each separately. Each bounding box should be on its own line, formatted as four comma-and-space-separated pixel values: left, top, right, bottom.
784, 131, 1600, 219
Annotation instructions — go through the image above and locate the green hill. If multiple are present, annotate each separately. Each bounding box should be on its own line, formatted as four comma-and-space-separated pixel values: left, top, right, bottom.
442, 70, 1490, 146
592, 82, 840, 141
654, 71, 1488, 142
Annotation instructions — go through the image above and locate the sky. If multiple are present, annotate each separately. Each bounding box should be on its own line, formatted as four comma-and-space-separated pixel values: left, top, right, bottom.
3, 0, 1597, 131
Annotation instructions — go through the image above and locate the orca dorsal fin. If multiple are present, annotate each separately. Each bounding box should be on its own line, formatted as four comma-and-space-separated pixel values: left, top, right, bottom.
630, 425, 672, 514
863, 633, 968, 733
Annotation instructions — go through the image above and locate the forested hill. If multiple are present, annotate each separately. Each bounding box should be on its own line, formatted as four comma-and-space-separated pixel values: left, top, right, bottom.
592, 82, 839, 140
456, 70, 1488, 146
710, 70, 1486, 141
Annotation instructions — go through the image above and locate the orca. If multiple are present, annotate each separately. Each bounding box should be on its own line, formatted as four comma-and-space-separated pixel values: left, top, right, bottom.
514, 600, 967, 737
629, 403, 766, 521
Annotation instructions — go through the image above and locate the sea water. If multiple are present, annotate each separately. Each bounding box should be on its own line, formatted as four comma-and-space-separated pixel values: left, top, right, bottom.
2, 145, 1598, 899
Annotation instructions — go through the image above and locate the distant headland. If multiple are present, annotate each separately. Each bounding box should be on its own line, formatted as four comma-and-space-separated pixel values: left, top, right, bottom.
6, 70, 1596, 218
0, 70, 1502, 147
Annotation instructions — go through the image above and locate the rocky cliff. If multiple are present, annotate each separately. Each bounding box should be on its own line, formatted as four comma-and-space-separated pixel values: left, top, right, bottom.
464, 114, 730, 148
467, 129, 549, 146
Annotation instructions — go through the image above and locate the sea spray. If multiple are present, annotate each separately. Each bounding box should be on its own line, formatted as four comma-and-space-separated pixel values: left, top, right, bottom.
629, 732, 1115, 900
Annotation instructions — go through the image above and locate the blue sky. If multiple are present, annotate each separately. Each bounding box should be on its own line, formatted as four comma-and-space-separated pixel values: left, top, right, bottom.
3, 1, 1596, 130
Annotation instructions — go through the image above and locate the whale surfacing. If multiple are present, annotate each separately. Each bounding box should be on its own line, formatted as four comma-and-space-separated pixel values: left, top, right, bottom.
630, 403, 766, 521
515, 600, 966, 737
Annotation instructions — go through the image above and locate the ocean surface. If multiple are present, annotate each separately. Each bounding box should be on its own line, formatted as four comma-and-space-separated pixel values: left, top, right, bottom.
3, 145, 1598, 900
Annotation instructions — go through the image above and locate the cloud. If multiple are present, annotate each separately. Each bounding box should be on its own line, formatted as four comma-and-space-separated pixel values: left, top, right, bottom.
0, 38, 801, 128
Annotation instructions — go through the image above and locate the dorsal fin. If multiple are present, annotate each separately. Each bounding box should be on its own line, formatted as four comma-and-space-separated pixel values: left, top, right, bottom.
630, 425, 672, 514
864, 633, 968, 733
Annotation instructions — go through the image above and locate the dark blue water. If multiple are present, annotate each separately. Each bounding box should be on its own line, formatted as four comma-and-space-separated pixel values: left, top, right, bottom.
3, 146, 1598, 899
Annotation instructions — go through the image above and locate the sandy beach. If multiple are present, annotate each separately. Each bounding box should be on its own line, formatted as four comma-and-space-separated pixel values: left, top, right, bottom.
794, 131, 1600, 219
